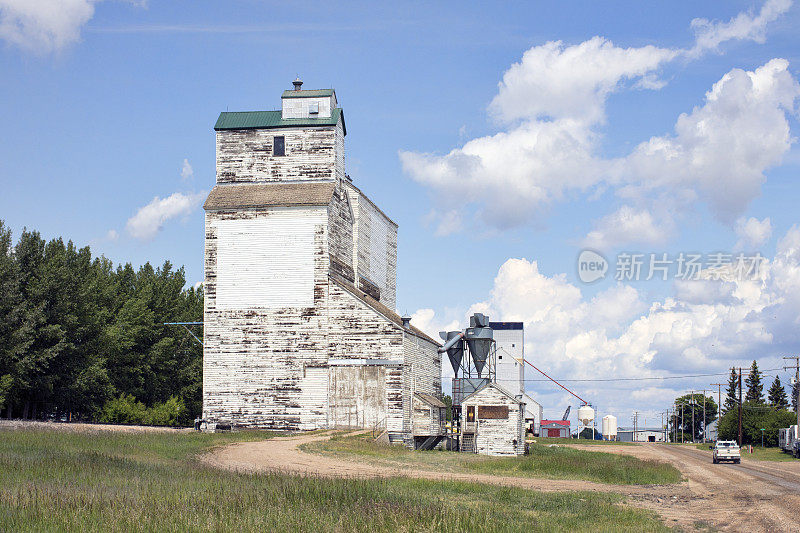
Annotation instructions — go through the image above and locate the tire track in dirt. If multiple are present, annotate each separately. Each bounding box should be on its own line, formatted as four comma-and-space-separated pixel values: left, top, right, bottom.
203, 433, 800, 532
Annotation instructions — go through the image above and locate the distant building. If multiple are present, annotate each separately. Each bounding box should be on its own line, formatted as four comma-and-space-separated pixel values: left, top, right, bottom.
489, 322, 543, 434
202, 80, 442, 443
540, 419, 570, 438
460, 383, 526, 456
617, 428, 666, 442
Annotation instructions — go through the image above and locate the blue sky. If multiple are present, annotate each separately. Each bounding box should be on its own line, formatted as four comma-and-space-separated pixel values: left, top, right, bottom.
2, 1, 800, 424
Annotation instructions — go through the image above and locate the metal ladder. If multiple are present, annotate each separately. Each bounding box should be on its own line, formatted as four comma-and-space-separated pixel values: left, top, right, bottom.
461, 433, 476, 453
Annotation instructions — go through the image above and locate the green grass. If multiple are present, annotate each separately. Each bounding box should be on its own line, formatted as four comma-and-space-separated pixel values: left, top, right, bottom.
305, 433, 683, 486
0, 429, 670, 532
694, 442, 799, 462
529, 437, 636, 446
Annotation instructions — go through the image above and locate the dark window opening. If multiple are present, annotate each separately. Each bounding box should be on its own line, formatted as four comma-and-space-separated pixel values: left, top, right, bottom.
273, 136, 285, 156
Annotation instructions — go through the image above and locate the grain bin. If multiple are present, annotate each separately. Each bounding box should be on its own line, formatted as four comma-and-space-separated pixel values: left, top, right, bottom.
602, 415, 618, 440
577, 405, 594, 426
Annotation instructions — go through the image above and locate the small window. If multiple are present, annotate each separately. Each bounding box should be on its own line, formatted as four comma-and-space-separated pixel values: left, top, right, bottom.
273, 136, 285, 156
498, 355, 503, 360
511, 344, 515, 347
308, 102, 319, 114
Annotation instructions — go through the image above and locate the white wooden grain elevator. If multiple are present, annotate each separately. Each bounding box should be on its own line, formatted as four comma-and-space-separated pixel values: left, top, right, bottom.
202, 80, 442, 444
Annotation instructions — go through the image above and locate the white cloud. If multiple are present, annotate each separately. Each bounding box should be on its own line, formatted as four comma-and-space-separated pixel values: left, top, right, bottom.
734, 217, 772, 250
402, 3, 795, 243
181, 158, 194, 181
0, 0, 97, 53
428, 225, 800, 420
622, 59, 800, 226
583, 206, 672, 250
488, 37, 677, 126
105, 229, 119, 241
125, 191, 205, 241
689, 0, 793, 57
0, 0, 145, 54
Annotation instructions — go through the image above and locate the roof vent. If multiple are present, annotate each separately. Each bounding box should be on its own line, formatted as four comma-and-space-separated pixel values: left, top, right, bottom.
292, 77, 303, 91
401, 315, 412, 328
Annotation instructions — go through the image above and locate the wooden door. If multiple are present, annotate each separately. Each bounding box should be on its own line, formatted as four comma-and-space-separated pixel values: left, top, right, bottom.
548, 428, 560, 437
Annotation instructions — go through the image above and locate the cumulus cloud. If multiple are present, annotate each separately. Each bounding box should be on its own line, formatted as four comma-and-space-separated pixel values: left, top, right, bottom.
734, 217, 772, 250
126, 191, 205, 241
488, 37, 677, 126
583, 206, 672, 250
401, 2, 795, 243
423, 225, 800, 419
181, 158, 194, 181
0, 0, 98, 53
0, 0, 145, 54
622, 59, 799, 225
689, 0, 793, 57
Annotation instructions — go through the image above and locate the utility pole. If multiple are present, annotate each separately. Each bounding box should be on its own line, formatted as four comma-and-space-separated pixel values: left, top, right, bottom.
738, 367, 743, 446
710, 382, 724, 414
691, 390, 695, 443
784, 356, 800, 430
710, 382, 724, 443
697, 389, 709, 443
632, 411, 639, 442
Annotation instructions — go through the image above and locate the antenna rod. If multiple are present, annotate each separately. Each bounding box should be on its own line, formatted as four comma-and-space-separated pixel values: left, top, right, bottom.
521, 359, 588, 405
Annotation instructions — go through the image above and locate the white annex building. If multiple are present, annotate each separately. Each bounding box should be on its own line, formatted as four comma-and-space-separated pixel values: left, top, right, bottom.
490, 322, 543, 435
202, 80, 442, 443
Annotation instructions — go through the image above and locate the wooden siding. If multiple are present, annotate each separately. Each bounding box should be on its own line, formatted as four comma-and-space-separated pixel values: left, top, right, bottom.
327, 180, 354, 275
216, 126, 337, 183
412, 394, 445, 436
462, 386, 525, 456
282, 96, 334, 119
203, 205, 330, 429
212, 209, 324, 309
204, 96, 440, 436
345, 182, 398, 310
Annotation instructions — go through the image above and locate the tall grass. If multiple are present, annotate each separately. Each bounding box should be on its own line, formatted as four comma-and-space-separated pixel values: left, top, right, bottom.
470, 444, 683, 485
0, 429, 669, 532
307, 434, 682, 486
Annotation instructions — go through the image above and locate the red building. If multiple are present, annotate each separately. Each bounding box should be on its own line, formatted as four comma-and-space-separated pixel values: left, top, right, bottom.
540, 419, 570, 438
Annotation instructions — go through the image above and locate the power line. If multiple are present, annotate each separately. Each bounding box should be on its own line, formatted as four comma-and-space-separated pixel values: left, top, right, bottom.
520, 367, 783, 383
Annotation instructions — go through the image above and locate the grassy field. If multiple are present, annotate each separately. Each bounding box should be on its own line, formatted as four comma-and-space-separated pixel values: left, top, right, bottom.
694, 442, 799, 462
305, 433, 682, 485
0, 428, 671, 532
529, 437, 635, 446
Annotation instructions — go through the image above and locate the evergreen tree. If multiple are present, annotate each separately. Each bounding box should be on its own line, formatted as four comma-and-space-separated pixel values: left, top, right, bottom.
767, 376, 789, 410
724, 368, 739, 413
745, 360, 764, 403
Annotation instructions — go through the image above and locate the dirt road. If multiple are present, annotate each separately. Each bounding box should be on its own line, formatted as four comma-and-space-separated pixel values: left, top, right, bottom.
204, 433, 800, 532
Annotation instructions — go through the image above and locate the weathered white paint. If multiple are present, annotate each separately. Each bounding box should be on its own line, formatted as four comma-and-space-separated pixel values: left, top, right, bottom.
216, 126, 337, 184
345, 182, 398, 309
461, 383, 526, 456
282, 95, 335, 119
213, 209, 324, 309
204, 85, 440, 439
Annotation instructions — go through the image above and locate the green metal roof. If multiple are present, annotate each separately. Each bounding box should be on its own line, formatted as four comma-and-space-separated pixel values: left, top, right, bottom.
214, 108, 345, 135
281, 89, 335, 99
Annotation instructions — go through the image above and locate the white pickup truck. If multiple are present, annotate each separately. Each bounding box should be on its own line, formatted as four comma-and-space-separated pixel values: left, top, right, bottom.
712, 440, 741, 464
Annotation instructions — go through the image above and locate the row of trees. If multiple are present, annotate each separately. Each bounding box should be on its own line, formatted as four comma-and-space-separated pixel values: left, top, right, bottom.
717, 361, 795, 446
0, 221, 203, 425
670, 361, 796, 445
